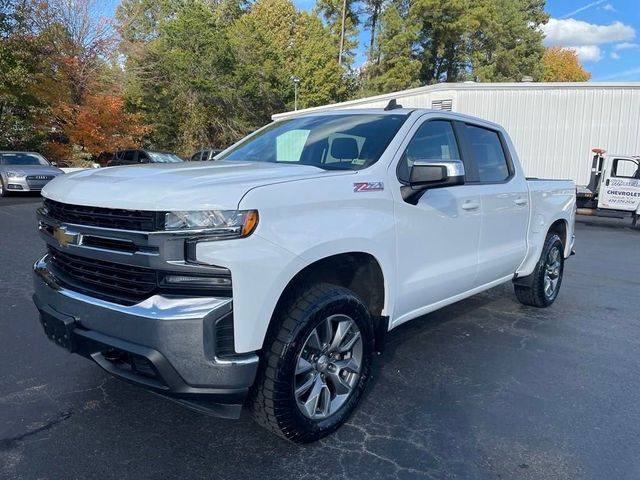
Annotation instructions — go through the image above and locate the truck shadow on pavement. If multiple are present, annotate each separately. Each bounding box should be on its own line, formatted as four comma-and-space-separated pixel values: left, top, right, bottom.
5, 283, 571, 480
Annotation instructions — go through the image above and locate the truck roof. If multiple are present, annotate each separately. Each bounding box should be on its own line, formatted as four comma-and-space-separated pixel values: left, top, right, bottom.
281, 108, 505, 131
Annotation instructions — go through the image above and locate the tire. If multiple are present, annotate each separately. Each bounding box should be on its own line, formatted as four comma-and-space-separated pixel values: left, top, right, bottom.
514, 233, 564, 308
0, 179, 9, 197
251, 282, 374, 443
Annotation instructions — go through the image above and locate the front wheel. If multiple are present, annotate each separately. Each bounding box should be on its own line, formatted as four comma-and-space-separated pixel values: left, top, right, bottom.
0, 179, 9, 197
251, 283, 374, 443
514, 233, 565, 308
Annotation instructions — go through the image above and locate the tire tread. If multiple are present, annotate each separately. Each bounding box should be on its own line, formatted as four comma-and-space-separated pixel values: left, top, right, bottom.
250, 282, 371, 443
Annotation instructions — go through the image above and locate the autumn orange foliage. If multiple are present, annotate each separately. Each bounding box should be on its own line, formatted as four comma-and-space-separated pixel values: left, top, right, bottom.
54, 94, 150, 157
541, 47, 591, 82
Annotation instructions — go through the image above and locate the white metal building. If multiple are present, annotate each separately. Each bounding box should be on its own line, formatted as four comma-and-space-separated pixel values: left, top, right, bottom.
272, 82, 640, 185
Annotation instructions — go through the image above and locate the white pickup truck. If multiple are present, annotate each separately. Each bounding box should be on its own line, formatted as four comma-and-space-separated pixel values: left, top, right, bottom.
32, 107, 576, 443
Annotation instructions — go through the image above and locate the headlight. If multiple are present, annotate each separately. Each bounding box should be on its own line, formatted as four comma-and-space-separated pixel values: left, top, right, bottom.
164, 209, 259, 238
7, 171, 26, 179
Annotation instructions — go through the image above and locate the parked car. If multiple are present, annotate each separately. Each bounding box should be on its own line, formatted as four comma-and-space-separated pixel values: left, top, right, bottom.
108, 149, 183, 167
58, 164, 101, 174
190, 149, 223, 161
0, 151, 63, 197
32, 106, 576, 443
54, 160, 101, 174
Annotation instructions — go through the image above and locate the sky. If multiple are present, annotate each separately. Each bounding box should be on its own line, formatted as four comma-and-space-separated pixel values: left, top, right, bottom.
542, 0, 640, 80
101, 0, 640, 81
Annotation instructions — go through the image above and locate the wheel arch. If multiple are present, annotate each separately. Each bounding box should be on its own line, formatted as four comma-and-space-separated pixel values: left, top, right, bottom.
264, 251, 388, 352
548, 218, 568, 248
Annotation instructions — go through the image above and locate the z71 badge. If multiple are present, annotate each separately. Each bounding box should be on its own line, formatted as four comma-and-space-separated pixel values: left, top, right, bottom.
353, 182, 384, 192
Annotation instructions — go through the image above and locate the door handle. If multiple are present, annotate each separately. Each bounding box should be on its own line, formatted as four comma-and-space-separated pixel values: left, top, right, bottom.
461, 201, 480, 211
515, 198, 528, 206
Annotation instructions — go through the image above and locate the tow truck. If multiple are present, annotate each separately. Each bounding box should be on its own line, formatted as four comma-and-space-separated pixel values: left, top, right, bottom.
576, 148, 640, 228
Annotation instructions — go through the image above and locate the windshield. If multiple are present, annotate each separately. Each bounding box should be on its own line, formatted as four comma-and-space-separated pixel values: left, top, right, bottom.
0, 153, 50, 166
219, 114, 407, 170
148, 152, 183, 163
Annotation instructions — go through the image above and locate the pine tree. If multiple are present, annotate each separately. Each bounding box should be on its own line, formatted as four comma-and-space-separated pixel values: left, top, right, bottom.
363, 2, 421, 94
469, 0, 549, 82
315, 0, 359, 67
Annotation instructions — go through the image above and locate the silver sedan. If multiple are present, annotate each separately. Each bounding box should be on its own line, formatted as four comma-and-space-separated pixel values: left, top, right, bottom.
0, 151, 64, 197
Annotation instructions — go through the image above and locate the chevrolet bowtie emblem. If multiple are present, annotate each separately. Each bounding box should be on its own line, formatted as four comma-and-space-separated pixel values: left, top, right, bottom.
53, 226, 79, 248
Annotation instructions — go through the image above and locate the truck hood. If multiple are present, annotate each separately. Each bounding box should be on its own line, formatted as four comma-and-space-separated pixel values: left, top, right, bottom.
42, 161, 348, 210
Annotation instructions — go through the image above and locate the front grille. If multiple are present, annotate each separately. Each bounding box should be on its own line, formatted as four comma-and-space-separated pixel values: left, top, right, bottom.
44, 199, 164, 232
27, 175, 54, 181
47, 246, 158, 305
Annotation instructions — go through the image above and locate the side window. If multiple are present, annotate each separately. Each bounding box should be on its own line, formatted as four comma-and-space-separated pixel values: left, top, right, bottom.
612, 158, 640, 179
138, 152, 150, 163
464, 125, 510, 182
276, 129, 310, 162
190, 152, 201, 161
398, 120, 460, 182
121, 150, 135, 162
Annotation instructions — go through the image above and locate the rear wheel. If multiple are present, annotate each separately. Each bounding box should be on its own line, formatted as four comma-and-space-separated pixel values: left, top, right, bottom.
514, 233, 564, 307
251, 283, 374, 443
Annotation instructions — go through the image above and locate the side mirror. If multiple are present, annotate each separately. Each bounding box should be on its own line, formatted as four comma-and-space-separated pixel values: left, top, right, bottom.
51, 161, 58, 167
409, 160, 465, 189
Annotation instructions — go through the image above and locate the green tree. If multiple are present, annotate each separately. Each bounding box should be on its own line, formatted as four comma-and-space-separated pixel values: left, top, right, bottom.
119, 0, 240, 153
294, 11, 352, 107
229, 0, 351, 112
365, 0, 549, 90
363, 2, 420, 94
315, 0, 359, 67
227, 0, 295, 124
469, 0, 548, 82
410, 0, 472, 83
0, 0, 48, 149
363, 0, 384, 62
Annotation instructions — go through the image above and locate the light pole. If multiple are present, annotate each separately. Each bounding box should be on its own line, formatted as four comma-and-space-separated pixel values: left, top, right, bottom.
291, 76, 300, 111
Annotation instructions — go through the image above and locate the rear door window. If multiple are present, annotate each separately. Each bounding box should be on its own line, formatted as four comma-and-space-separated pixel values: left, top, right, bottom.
464, 125, 510, 182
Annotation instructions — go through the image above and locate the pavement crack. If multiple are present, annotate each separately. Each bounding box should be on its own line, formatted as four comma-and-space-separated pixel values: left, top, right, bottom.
0, 411, 73, 451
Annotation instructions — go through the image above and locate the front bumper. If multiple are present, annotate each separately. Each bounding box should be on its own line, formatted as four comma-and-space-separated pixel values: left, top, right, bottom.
5, 176, 54, 192
32, 255, 259, 418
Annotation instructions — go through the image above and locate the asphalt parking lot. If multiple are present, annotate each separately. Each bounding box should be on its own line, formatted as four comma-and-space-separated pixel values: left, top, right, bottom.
1, 195, 639, 480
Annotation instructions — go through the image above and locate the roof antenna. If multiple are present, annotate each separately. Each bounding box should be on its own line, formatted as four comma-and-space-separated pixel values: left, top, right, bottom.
384, 99, 402, 111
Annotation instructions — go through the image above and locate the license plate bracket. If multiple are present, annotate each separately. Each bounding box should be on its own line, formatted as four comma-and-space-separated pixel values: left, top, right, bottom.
40, 310, 77, 352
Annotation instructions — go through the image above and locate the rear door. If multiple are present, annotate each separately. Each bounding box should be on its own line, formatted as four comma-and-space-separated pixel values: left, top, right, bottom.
459, 122, 529, 285
392, 116, 483, 322
597, 156, 640, 211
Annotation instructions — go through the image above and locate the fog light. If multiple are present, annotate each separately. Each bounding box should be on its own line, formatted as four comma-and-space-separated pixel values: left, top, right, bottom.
7, 184, 23, 190
162, 275, 232, 287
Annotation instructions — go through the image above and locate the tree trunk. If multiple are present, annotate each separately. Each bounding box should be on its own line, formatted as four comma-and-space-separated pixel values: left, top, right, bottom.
338, 0, 347, 66
369, 5, 379, 63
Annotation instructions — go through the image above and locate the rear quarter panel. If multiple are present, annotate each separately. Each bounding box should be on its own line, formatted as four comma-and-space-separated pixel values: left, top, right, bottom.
517, 179, 576, 277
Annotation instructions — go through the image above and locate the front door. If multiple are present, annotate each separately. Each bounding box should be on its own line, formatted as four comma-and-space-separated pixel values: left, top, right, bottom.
392, 117, 482, 325
598, 156, 640, 211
